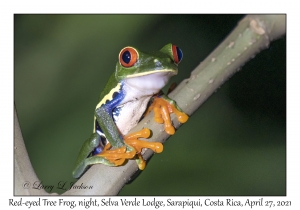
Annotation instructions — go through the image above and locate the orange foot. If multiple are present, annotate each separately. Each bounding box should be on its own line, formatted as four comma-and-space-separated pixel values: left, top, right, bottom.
96, 128, 163, 170
96, 143, 135, 167
145, 97, 189, 135
125, 128, 163, 170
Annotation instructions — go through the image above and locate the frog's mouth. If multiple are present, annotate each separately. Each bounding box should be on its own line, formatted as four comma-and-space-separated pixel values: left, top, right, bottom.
124, 69, 178, 78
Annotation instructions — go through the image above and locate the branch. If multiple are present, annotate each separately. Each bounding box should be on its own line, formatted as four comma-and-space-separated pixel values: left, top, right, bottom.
14, 108, 56, 195
14, 14, 286, 195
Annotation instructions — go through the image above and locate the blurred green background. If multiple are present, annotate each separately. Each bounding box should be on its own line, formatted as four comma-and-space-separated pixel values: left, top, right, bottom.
14, 15, 286, 195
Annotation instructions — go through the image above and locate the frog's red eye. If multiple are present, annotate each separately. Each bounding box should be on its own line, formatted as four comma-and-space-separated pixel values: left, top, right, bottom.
119, 47, 138, 67
171, 45, 183, 64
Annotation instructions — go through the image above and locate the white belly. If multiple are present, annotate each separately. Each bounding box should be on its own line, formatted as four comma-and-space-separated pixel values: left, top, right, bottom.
113, 96, 152, 135
112, 72, 173, 135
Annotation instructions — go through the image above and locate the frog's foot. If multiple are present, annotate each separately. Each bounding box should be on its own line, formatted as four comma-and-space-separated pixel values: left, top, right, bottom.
124, 128, 163, 170
95, 128, 163, 170
146, 96, 189, 135
96, 143, 136, 166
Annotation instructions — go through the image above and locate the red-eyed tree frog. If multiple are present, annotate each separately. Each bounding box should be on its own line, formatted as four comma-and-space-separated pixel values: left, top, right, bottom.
72, 43, 189, 178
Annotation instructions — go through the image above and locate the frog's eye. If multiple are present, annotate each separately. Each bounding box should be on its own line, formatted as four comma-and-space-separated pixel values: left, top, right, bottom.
171, 45, 183, 64
119, 47, 138, 67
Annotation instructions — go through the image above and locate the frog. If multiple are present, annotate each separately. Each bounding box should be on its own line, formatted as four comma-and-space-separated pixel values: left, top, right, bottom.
72, 43, 189, 178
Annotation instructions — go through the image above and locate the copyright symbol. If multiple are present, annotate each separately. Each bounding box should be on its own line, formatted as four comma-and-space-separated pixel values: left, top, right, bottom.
23, 181, 31, 189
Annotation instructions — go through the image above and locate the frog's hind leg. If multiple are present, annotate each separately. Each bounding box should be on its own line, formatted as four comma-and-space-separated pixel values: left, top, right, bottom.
72, 133, 110, 178
73, 155, 117, 178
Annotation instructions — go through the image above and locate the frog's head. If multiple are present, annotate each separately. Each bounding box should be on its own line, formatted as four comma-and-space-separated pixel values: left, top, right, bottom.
115, 43, 183, 81
115, 43, 183, 92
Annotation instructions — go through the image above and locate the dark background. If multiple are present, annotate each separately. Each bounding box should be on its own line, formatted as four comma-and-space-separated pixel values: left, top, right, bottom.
14, 14, 286, 195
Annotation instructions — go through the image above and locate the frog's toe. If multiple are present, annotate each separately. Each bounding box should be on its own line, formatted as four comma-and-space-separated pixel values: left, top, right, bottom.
126, 138, 163, 154
173, 108, 189, 124
136, 153, 146, 170
124, 128, 151, 140
124, 128, 163, 153
164, 124, 176, 135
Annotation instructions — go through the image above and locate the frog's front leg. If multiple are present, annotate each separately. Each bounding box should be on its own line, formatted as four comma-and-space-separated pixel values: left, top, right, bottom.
146, 94, 189, 135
